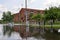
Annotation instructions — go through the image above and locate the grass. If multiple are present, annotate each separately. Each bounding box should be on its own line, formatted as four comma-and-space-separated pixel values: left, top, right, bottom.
45, 25, 60, 29
30, 25, 60, 29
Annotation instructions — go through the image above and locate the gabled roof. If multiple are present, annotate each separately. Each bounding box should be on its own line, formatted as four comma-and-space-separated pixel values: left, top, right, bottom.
13, 8, 45, 15
19, 8, 44, 14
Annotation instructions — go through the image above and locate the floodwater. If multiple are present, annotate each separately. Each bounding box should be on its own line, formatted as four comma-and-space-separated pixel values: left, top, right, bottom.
0, 24, 60, 40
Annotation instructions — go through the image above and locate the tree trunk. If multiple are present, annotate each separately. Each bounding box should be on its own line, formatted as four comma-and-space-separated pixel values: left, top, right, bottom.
43, 20, 45, 32
50, 19, 53, 32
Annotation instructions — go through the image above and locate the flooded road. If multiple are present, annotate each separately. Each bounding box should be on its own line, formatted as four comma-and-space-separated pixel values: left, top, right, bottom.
0, 24, 22, 40
0, 24, 45, 40
0, 24, 60, 40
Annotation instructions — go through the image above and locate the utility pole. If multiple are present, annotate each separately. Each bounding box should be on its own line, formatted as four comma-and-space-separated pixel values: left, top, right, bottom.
25, 0, 29, 33
25, 0, 29, 40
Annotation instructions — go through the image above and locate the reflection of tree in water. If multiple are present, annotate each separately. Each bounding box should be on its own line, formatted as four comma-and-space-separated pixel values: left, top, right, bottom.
3, 25, 14, 37
3, 25, 26, 38
3, 25, 60, 40
29, 27, 45, 38
45, 32, 60, 40
29, 26, 60, 40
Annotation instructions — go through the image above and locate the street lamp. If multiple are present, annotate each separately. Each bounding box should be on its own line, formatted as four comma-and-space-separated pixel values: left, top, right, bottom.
25, 0, 27, 8
25, 0, 29, 39
25, 0, 29, 32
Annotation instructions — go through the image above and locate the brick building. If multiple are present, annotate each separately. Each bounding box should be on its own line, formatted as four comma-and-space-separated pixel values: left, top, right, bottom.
13, 8, 44, 23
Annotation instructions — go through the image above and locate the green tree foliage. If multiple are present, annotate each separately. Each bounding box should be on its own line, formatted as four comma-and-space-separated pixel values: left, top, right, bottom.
32, 13, 41, 21
44, 7, 58, 23
57, 7, 60, 20
2, 11, 13, 23
31, 13, 41, 25
29, 13, 33, 20
44, 6, 60, 32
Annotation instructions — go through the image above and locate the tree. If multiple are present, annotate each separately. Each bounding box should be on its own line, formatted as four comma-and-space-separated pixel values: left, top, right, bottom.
32, 13, 41, 25
2, 11, 13, 23
2, 12, 8, 23
57, 7, 60, 21
6, 11, 13, 22
29, 13, 33, 20
45, 7, 58, 23
41, 14, 46, 32
44, 7, 58, 32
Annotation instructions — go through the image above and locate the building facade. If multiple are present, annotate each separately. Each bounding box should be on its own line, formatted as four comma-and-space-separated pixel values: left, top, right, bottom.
13, 8, 44, 23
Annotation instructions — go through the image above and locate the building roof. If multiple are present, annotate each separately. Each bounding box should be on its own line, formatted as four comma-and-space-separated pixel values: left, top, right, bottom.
13, 8, 45, 15
19, 8, 44, 13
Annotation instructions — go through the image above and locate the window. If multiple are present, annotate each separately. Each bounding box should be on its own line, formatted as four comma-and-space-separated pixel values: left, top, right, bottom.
30, 10, 34, 13
37, 11, 40, 13
30, 12, 34, 13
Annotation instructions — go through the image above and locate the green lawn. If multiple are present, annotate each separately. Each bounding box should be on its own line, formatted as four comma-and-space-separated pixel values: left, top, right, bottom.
30, 25, 60, 29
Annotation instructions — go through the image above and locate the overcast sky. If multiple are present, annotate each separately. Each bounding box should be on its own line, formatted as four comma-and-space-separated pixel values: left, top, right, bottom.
0, 0, 60, 19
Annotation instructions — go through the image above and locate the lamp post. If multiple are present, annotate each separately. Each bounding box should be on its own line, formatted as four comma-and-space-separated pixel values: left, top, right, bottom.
25, 0, 29, 40
25, 0, 29, 32
25, 0, 28, 26
25, 0, 27, 8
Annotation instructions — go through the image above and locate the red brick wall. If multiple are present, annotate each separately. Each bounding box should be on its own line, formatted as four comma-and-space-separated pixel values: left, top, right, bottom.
13, 8, 44, 23
13, 13, 20, 23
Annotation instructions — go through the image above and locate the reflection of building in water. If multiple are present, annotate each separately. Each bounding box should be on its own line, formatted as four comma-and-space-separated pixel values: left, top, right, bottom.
3, 25, 43, 38
8, 22, 14, 27
3, 25, 26, 38
13, 8, 44, 23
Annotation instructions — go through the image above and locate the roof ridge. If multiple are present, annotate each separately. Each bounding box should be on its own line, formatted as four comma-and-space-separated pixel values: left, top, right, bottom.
21, 8, 44, 11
